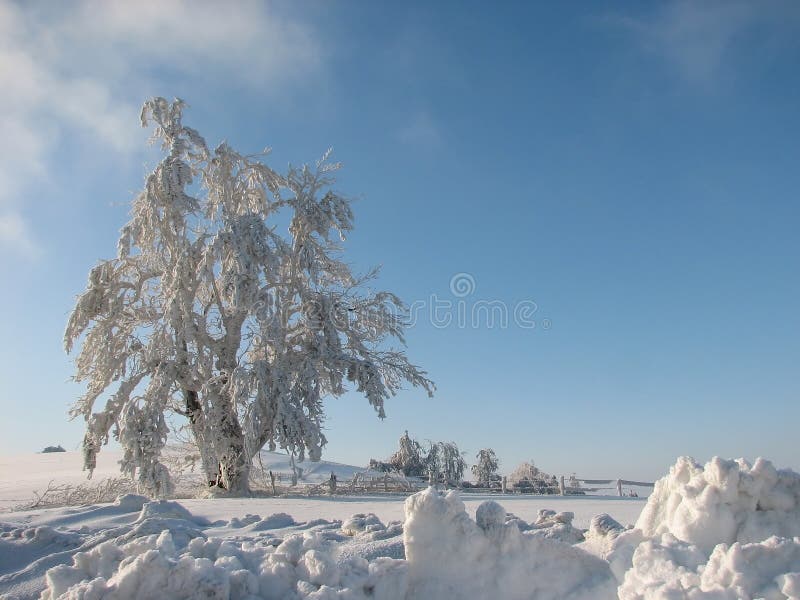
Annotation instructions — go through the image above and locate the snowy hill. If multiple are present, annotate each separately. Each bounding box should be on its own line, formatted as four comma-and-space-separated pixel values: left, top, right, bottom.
251, 449, 382, 484
0, 447, 376, 510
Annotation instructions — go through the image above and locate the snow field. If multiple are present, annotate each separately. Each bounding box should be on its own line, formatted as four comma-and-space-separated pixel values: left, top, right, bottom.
3, 454, 800, 599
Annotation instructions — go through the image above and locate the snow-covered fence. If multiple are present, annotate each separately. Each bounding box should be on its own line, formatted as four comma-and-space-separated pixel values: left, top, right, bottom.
462, 476, 655, 497
573, 477, 654, 497
250, 470, 426, 496
346, 472, 421, 493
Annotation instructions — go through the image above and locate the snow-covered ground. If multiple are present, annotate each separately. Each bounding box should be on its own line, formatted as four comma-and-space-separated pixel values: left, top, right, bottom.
2, 452, 799, 599
0, 450, 393, 512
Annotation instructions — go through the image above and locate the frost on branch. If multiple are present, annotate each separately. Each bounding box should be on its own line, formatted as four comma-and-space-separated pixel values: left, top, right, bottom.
64, 97, 434, 495
472, 448, 500, 486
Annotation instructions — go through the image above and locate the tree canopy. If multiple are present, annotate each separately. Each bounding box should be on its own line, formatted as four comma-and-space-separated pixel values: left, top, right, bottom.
65, 97, 434, 494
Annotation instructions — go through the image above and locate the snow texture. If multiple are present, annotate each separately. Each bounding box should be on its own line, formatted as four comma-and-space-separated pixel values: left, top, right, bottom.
403, 489, 618, 600
6, 454, 800, 600
620, 456, 800, 599
26, 489, 622, 600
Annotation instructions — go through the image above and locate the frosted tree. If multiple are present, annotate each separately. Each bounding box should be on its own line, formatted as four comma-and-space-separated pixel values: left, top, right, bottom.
424, 441, 466, 487
508, 461, 558, 494
388, 430, 425, 477
471, 448, 499, 486
65, 97, 434, 495
508, 461, 540, 486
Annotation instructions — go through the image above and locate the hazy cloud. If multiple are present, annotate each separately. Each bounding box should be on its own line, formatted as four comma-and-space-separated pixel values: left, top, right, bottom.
397, 111, 444, 148
609, 0, 800, 85
0, 212, 42, 260
0, 0, 322, 258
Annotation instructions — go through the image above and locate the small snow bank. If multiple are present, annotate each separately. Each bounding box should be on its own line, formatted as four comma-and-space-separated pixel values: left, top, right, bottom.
339, 513, 405, 542
341, 513, 384, 536
619, 456, 800, 599
619, 533, 800, 599
44, 527, 409, 600
637, 456, 800, 552
1, 526, 81, 548
252, 513, 296, 531
403, 489, 617, 600
40, 490, 619, 600
114, 494, 148, 512
37, 457, 800, 600
504, 509, 585, 544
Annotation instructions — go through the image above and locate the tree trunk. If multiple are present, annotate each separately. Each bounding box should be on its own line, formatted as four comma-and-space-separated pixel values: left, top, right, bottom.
184, 389, 221, 486
210, 316, 251, 494
214, 387, 250, 495
219, 438, 250, 494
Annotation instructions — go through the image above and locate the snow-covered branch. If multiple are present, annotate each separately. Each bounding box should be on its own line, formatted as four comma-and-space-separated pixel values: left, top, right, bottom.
65, 97, 434, 495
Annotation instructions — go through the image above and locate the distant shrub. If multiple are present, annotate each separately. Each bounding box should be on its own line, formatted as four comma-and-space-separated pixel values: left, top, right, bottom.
18, 477, 137, 510
42, 445, 66, 453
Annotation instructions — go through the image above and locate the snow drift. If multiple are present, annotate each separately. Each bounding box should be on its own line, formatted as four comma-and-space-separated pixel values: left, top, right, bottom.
403, 489, 617, 600
11, 455, 800, 599
619, 456, 800, 599
38, 489, 617, 599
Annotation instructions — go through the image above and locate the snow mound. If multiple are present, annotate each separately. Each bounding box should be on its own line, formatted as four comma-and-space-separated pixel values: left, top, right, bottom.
619, 533, 800, 599
341, 513, 385, 536
503, 509, 585, 544
228, 513, 261, 528
35, 457, 800, 600
528, 509, 585, 544
619, 456, 800, 599
637, 456, 800, 553
403, 487, 617, 600
43, 527, 408, 600
587, 513, 626, 539
114, 494, 148, 512
136, 500, 207, 524
252, 513, 297, 531
578, 513, 643, 583
40, 489, 624, 600
0, 526, 81, 548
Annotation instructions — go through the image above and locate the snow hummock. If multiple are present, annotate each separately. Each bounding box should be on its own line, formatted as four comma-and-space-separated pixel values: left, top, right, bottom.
25, 490, 620, 600
618, 455, 800, 599
636, 456, 800, 551
5, 454, 800, 599
403, 488, 617, 599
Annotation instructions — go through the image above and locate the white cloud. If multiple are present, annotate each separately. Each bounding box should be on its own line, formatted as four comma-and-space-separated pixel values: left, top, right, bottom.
0, 212, 42, 260
0, 0, 322, 259
610, 0, 800, 85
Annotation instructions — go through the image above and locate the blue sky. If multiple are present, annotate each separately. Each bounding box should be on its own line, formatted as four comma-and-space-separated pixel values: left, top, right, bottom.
1, 1, 799, 481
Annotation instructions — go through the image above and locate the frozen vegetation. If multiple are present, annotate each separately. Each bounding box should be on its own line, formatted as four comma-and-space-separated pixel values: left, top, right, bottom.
2, 453, 800, 599
63, 98, 433, 497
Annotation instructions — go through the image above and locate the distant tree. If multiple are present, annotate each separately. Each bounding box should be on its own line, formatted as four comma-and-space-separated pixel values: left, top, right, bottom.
508, 461, 558, 494
64, 98, 434, 496
42, 445, 66, 453
508, 461, 539, 486
388, 430, 425, 477
372, 433, 464, 485
471, 448, 499, 486
425, 441, 466, 487
368, 459, 394, 473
